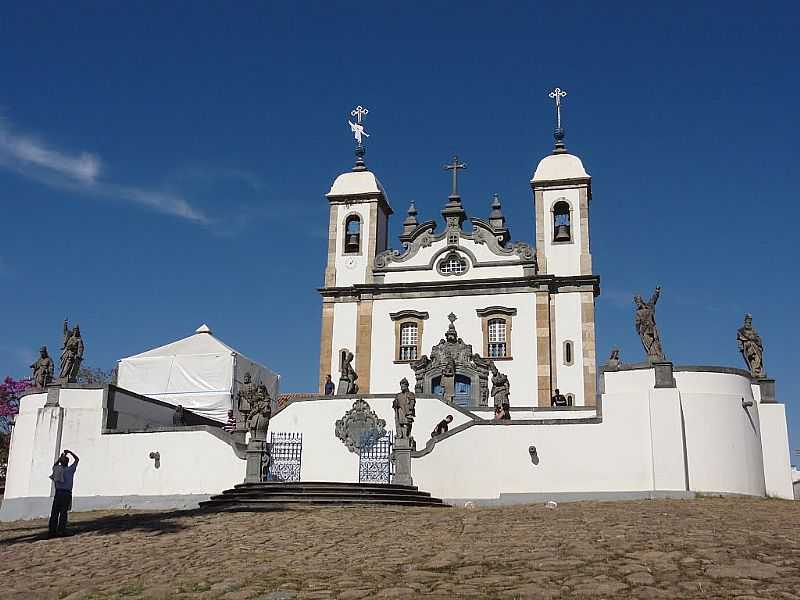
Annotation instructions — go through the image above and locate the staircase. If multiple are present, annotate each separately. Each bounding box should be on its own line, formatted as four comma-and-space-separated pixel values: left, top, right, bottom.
200, 481, 449, 510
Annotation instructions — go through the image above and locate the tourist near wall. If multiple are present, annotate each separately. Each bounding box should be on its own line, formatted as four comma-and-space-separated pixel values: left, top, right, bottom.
0, 387, 244, 521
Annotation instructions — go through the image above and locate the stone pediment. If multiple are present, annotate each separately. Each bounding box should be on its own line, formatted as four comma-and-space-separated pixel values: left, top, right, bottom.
375, 218, 536, 272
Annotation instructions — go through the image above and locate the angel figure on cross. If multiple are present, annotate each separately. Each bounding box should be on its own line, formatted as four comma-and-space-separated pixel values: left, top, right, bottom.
348, 120, 369, 145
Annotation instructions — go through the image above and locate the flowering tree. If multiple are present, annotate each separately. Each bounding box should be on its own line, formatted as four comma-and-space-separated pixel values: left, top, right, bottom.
0, 376, 29, 434
1, 376, 30, 477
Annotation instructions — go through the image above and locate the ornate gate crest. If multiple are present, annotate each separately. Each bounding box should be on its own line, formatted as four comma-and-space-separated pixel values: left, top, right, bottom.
335, 398, 387, 455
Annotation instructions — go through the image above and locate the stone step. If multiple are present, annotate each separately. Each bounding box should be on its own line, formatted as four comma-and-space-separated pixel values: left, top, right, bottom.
217, 486, 432, 498
200, 497, 447, 510
207, 491, 440, 503
199, 480, 448, 510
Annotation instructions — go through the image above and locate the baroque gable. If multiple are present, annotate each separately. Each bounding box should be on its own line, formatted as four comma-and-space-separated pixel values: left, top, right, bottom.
375, 218, 537, 276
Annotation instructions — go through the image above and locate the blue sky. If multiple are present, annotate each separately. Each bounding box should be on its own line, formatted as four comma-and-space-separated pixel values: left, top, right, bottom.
1, 3, 798, 453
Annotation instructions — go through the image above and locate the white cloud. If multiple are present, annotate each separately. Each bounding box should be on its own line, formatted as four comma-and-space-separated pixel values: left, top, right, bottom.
0, 119, 209, 224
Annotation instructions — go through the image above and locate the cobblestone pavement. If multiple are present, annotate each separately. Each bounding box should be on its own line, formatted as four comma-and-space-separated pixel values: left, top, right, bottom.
1, 497, 799, 599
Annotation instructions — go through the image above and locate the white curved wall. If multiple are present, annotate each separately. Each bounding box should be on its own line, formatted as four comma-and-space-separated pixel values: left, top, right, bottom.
2, 389, 244, 521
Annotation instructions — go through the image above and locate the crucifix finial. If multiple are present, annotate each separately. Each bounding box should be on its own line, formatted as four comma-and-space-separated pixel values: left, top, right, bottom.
548, 88, 568, 154
448, 312, 457, 324
443, 155, 466, 197
348, 105, 370, 170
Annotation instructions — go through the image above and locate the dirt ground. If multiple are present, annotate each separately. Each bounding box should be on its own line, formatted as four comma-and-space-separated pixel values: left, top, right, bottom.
1, 497, 799, 599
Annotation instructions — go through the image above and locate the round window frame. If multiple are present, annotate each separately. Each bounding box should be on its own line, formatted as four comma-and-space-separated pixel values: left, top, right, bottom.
436, 251, 470, 277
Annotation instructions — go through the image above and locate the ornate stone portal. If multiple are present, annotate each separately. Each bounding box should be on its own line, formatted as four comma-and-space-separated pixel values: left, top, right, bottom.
411, 313, 491, 407
335, 397, 387, 454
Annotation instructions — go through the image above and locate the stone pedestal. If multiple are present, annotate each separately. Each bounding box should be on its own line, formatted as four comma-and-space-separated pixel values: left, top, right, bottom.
44, 385, 61, 407
652, 361, 676, 389
245, 439, 270, 484
758, 378, 776, 403
392, 437, 414, 486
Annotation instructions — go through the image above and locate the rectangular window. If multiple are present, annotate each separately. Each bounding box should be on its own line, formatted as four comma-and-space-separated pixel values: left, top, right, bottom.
488, 319, 507, 358
399, 322, 418, 361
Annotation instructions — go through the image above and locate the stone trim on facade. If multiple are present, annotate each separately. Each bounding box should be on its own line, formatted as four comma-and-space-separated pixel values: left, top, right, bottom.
324, 204, 338, 287
536, 290, 552, 407
356, 300, 374, 393
318, 302, 335, 393
581, 290, 597, 405
578, 186, 592, 275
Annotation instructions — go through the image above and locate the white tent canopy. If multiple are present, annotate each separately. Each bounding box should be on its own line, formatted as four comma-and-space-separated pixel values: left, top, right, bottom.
117, 324, 279, 423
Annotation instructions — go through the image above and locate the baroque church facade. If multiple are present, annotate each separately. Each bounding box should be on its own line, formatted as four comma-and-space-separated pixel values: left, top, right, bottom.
319, 135, 597, 408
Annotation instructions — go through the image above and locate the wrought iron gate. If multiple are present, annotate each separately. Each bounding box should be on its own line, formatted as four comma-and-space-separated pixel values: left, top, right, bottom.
359, 431, 394, 484
268, 432, 302, 482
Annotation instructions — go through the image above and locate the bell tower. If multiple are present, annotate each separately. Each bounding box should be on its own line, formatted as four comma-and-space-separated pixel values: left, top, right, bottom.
319, 105, 393, 393
530, 88, 597, 407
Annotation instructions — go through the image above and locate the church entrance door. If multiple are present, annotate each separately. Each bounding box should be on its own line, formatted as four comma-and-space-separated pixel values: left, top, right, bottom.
432, 375, 472, 408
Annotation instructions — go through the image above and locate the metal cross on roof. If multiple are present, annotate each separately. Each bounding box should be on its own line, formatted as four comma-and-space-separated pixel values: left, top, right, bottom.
348, 105, 370, 146
351, 105, 368, 124
443, 155, 466, 197
548, 87, 567, 130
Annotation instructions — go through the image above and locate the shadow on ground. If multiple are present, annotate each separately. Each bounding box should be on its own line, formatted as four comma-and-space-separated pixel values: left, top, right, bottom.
0, 508, 198, 546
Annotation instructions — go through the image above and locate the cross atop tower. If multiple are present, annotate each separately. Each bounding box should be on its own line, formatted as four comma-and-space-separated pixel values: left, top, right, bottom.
348, 104, 370, 170
548, 87, 568, 154
443, 155, 467, 197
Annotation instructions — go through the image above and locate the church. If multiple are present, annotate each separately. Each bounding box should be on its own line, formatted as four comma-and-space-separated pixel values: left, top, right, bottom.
320, 107, 595, 410
1, 97, 795, 520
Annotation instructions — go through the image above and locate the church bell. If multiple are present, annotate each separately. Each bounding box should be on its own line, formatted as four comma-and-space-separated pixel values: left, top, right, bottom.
553, 224, 571, 242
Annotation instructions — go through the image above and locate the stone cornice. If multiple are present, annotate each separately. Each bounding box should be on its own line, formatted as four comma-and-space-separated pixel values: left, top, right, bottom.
389, 310, 430, 321
319, 274, 601, 301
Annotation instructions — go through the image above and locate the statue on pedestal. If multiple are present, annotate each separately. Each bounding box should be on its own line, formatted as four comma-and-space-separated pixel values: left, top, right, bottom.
58, 320, 84, 383
737, 314, 766, 378
634, 287, 664, 361
490, 364, 510, 418
393, 378, 416, 440
247, 383, 272, 442
31, 346, 54, 388
337, 351, 359, 395
441, 357, 456, 403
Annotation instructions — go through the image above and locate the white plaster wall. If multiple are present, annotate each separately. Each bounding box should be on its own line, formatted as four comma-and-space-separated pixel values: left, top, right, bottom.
368, 293, 538, 402
329, 301, 358, 380
541, 188, 583, 276
680, 392, 765, 496
4, 393, 49, 498
3, 389, 244, 505
648, 388, 687, 491
469, 408, 598, 420
269, 396, 472, 482
334, 204, 371, 287
603, 368, 656, 393
758, 403, 794, 499
674, 371, 755, 396
414, 393, 653, 499
552, 292, 585, 404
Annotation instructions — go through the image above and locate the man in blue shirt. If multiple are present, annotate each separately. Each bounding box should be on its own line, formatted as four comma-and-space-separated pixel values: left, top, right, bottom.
48, 449, 79, 537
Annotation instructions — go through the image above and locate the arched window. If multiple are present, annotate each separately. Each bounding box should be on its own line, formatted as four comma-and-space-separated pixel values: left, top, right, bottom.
566, 393, 574, 406
399, 322, 419, 361
553, 200, 571, 242
487, 318, 507, 358
344, 215, 361, 254
564, 340, 574, 366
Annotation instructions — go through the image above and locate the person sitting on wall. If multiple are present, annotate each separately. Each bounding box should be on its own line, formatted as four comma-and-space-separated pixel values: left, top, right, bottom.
431, 415, 453, 437
48, 449, 79, 537
324, 374, 335, 396
551, 389, 568, 407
